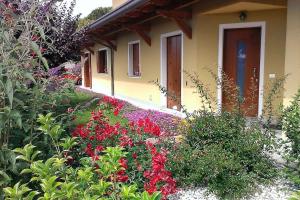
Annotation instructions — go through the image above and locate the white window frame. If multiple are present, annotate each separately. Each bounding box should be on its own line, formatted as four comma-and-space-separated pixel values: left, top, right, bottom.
128, 40, 141, 78
98, 47, 111, 75
218, 21, 266, 117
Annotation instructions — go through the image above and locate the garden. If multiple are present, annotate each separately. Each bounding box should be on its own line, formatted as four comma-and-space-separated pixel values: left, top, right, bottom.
1, 0, 300, 200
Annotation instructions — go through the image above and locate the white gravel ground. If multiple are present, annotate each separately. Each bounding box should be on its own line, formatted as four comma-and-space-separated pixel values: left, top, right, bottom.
168, 179, 294, 200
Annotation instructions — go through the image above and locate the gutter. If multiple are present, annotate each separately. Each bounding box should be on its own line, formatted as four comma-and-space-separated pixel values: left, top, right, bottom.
88, 0, 148, 31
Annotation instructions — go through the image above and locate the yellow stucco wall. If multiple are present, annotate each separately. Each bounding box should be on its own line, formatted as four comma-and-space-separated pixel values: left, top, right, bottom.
283, 0, 300, 106
89, 43, 112, 96
112, 0, 127, 9
86, 7, 288, 114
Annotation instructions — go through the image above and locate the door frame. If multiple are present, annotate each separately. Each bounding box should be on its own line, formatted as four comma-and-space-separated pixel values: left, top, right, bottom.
160, 30, 184, 109
218, 21, 266, 117
83, 51, 92, 88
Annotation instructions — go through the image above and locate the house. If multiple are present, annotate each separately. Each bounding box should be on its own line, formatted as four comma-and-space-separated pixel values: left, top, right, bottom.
81, 0, 300, 117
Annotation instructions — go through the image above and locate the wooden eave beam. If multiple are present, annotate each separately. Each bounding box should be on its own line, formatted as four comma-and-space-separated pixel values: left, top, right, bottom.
89, 35, 117, 51
104, 40, 117, 51
141, 4, 156, 13
126, 24, 151, 46
86, 47, 94, 54
157, 10, 192, 19
150, 0, 170, 6
157, 10, 192, 39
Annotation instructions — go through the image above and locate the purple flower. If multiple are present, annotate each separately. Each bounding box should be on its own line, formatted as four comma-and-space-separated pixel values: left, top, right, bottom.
123, 109, 179, 136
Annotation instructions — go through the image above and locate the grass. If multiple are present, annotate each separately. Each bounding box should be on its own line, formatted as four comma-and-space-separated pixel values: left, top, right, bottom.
73, 101, 128, 126
67, 91, 93, 107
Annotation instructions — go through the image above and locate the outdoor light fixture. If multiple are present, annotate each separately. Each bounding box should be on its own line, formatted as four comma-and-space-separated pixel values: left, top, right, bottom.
239, 11, 247, 21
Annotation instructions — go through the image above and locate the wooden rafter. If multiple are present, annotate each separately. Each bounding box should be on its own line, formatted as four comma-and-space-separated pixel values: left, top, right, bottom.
150, 0, 170, 6
157, 10, 192, 39
90, 35, 117, 51
105, 40, 117, 51
157, 10, 192, 19
126, 24, 151, 46
86, 47, 94, 54
141, 4, 155, 13
125, 10, 142, 18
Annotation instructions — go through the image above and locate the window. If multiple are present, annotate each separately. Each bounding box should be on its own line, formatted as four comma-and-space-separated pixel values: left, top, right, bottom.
97, 49, 109, 74
128, 41, 141, 77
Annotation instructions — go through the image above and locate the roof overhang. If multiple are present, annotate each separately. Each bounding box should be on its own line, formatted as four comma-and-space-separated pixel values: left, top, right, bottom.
203, 1, 286, 14
83, 0, 286, 51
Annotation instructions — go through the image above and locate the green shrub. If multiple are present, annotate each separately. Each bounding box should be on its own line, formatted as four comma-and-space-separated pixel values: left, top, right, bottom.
282, 89, 300, 158
282, 89, 300, 199
157, 71, 284, 199
5, 145, 160, 200
168, 112, 277, 199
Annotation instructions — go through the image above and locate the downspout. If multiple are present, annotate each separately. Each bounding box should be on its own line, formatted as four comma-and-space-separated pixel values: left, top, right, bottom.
110, 48, 115, 96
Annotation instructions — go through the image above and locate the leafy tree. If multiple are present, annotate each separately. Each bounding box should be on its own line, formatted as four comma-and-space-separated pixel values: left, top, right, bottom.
78, 6, 112, 29
43, 0, 87, 67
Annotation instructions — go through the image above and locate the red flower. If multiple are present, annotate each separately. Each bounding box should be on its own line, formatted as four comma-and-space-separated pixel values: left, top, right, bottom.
95, 145, 104, 152
132, 153, 137, 159
114, 108, 119, 116
137, 163, 143, 171
121, 128, 128, 135
144, 182, 157, 194
116, 170, 129, 182
119, 158, 128, 169
119, 135, 133, 147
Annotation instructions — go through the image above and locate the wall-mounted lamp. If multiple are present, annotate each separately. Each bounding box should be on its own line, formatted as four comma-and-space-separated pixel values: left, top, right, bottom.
239, 11, 247, 22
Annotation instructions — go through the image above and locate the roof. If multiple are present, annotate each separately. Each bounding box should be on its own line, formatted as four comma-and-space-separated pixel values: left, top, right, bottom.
88, 0, 147, 31
85, 0, 197, 44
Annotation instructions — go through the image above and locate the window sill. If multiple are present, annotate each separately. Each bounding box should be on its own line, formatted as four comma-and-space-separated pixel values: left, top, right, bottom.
128, 76, 142, 79
97, 73, 110, 77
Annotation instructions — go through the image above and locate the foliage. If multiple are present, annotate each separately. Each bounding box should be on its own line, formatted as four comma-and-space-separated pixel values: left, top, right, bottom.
282, 89, 300, 199
0, 0, 54, 191
282, 89, 300, 158
72, 96, 176, 199
290, 190, 300, 200
4, 115, 161, 199
77, 6, 112, 29
154, 71, 284, 199
4, 116, 161, 199
43, 0, 87, 67
0, 0, 89, 186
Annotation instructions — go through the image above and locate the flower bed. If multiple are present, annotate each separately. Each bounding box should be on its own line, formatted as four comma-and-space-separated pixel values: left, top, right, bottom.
123, 109, 180, 136
72, 96, 177, 199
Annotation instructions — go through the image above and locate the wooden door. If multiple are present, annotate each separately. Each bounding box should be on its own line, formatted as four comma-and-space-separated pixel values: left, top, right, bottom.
84, 53, 92, 88
167, 35, 181, 111
222, 28, 261, 116
132, 43, 140, 76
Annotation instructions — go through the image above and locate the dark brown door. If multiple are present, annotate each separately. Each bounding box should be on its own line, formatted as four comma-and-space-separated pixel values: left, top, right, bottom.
84, 53, 92, 88
132, 43, 140, 76
167, 35, 181, 111
222, 28, 261, 116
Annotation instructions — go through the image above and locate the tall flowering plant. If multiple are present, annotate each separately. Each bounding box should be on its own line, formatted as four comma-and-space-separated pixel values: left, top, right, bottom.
72, 96, 176, 199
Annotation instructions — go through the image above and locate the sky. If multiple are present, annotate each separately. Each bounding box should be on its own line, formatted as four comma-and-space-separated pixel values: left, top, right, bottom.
67, 0, 112, 18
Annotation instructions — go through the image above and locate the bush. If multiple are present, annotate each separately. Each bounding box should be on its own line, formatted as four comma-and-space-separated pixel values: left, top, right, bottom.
156, 71, 284, 199
282, 89, 300, 194
282, 89, 300, 158
167, 112, 277, 199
